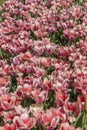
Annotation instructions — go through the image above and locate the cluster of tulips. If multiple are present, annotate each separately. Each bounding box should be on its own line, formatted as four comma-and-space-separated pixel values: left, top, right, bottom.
0, 0, 87, 129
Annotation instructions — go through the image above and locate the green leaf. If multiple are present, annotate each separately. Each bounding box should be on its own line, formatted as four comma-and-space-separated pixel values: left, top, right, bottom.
83, 111, 87, 130
21, 97, 35, 108
30, 30, 38, 40
47, 66, 55, 75
74, 112, 84, 128
31, 125, 44, 130
0, 48, 13, 59
43, 91, 57, 110
0, 116, 4, 126
22, 0, 25, 4
9, 76, 17, 92
69, 86, 81, 102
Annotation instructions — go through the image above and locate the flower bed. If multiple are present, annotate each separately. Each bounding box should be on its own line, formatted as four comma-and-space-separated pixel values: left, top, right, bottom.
0, 0, 87, 129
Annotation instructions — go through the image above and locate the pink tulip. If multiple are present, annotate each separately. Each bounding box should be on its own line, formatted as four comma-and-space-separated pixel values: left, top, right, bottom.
43, 78, 52, 90
0, 77, 10, 88
41, 57, 51, 68
4, 123, 16, 130
42, 113, 53, 126
22, 83, 33, 96
64, 102, 80, 115
0, 94, 16, 111
0, 127, 5, 130
60, 123, 75, 130
14, 112, 36, 129
55, 92, 69, 106
31, 90, 48, 103
50, 116, 59, 128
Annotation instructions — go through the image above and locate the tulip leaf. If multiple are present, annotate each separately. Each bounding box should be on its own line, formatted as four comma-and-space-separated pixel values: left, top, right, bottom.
47, 28, 68, 46
83, 111, 87, 130
74, 112, 84, 128
69, 87, 81, 102
0, 116, 4, 126
43, 91, 57, 110
31, 125, 44, 130
74, 111, 87, 130
30, 30, 38, 40
0, 48, 13, 59
47, 66, 55, 75
10, 76, 17, 92
30, 12, 36, 18
22, 0, 25, 4
21, 97, 35, 108
50, 53, 57, 58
